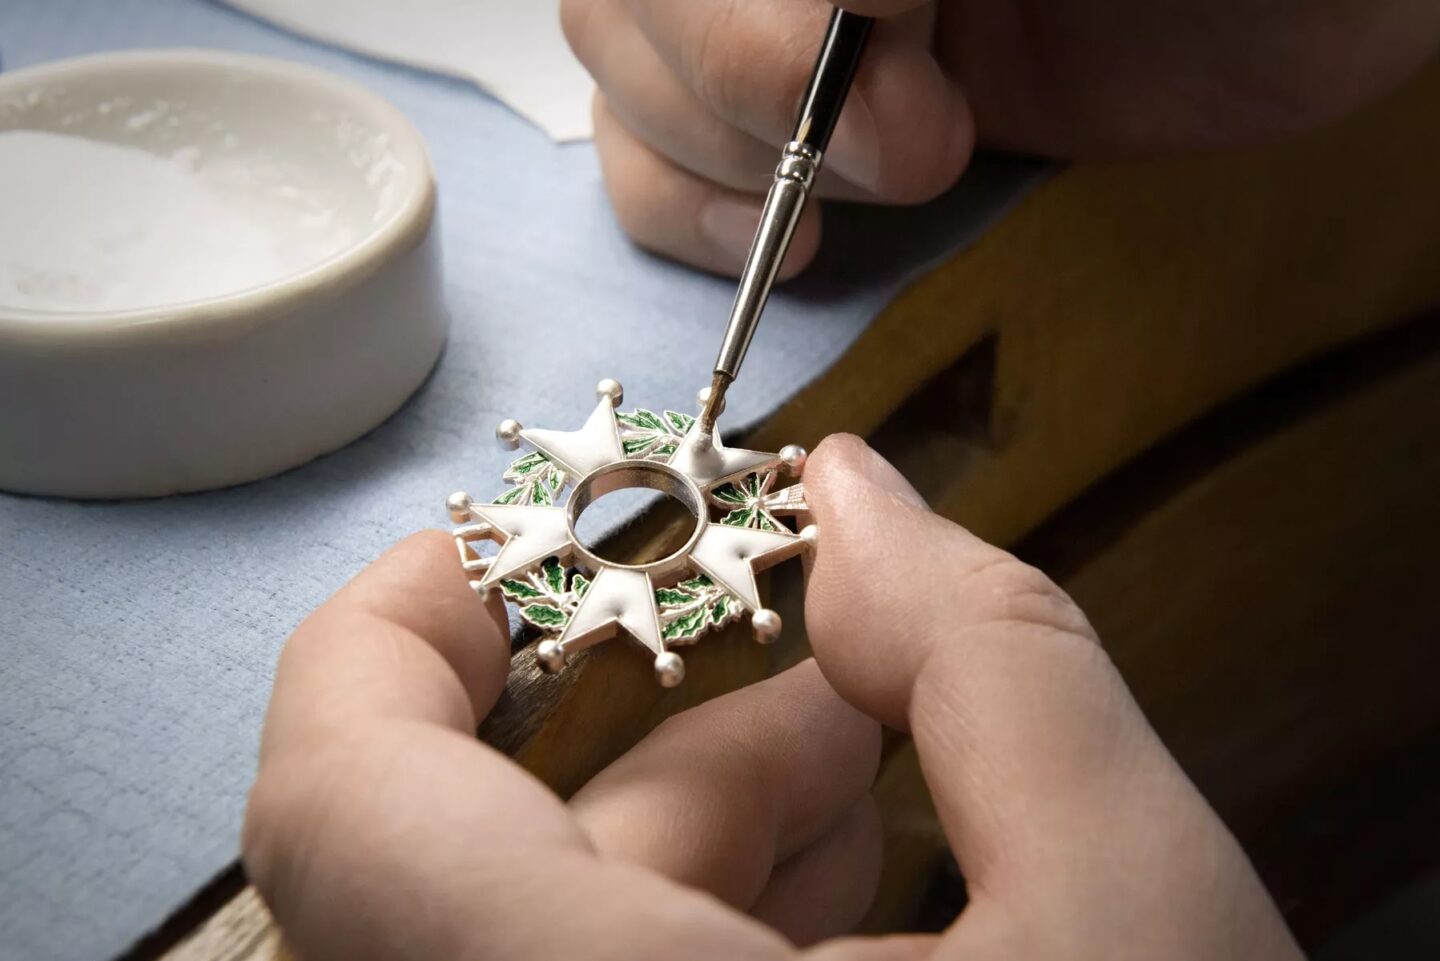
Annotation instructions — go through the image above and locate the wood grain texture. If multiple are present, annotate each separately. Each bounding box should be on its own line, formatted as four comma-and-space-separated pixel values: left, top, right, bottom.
152, 57, 1440, 961
158, 889, 288, 961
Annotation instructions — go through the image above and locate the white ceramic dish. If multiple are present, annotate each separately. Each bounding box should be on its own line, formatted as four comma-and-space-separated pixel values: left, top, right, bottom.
0, 49, 444, 498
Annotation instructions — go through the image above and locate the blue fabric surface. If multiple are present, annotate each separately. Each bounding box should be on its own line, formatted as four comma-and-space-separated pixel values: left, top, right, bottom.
0, 2, 1046, 958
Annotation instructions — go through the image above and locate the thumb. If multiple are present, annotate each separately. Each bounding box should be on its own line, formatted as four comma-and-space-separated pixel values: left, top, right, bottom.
803, 432, 1140, 882
803, 433, 1096, 731
801, 435, 1300, 959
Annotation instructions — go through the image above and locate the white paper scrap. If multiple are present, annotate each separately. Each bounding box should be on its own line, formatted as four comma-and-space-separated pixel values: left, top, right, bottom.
226, 0, 595, 141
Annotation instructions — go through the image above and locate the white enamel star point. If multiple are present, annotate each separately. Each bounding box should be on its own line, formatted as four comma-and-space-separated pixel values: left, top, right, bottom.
447, 379, 814, 685
463, 502, 573, 590
558, 567, 664, 657
520, 395, 625, 477
668, 422, 780, 490
689, 524, 806, 611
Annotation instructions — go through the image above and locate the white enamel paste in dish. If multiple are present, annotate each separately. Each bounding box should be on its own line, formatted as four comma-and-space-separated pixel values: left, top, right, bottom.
0, 130, 362, 313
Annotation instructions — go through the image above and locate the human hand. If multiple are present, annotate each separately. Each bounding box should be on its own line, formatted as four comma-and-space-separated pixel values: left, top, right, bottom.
244, 435, 1303, 959
561, 0, 1440, 276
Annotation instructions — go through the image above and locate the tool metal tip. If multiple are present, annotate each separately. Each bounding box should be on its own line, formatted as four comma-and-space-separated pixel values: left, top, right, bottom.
697, 372, 731, 436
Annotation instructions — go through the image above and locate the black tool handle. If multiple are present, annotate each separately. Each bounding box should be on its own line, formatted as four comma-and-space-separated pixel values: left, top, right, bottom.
791, 10, 875, 153
698, 8, 875, 433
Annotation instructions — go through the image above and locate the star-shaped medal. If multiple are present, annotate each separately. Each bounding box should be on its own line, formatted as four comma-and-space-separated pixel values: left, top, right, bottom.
446, 379, 815, 686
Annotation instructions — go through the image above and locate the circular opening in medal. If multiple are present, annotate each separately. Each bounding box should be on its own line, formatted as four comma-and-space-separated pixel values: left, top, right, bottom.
567, 461, 707, 572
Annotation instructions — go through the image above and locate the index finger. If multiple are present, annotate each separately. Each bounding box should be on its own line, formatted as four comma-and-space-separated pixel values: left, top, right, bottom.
259, 530, 511, 758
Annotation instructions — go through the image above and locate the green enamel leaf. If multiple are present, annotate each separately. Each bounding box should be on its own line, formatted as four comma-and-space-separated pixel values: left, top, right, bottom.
547, 471, 564, 492
623, 436, 657, 457
708, 600, 730, 625
664, 410, 695, 434
711, 483, 748, 505
678, 574, 713, 591
507, 451, 548, 475
492, 485, 526, 505
542, 557, 566, 595
721, 507, 755, 527
530, 479, 553, 506
572, 573, 590, 598
652, 440, 679, 458
500, 579, 544, 601
520, 602, 568, 629
617, 409, 665, 432
755, 510, 780, 532
745, 473, 764, 496
663, 607, 708, 640
655, 586, 697, 606
614, 410, 646, 429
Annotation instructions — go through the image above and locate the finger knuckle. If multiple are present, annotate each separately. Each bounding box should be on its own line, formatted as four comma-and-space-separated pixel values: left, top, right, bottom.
601, 175, 660, 250
861, 63, 969, 203
687, 4, 816, 129
687, 3, 750, 123
592, 122, 657, 240
875, 142, 966, 204
241, 768, 294, 893
965, 556, 1096, 641
241, 741, 356, 898
648, 709, 689, 742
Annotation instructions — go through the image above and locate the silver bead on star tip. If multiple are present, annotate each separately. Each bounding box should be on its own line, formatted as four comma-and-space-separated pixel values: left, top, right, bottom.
496, 419, 523, 449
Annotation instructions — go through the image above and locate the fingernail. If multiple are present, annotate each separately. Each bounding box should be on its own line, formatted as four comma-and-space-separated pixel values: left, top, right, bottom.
852, 441, 928, 510
700, 197, 762, 266
825, 94, 880, 194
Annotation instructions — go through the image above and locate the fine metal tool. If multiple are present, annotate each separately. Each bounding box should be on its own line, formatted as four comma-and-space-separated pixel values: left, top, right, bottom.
697, 9, 874, 435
